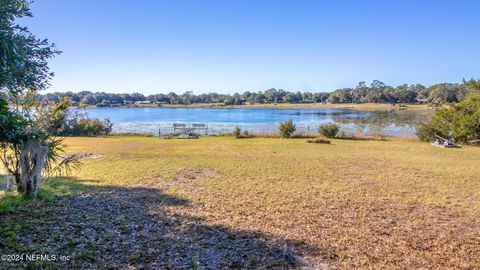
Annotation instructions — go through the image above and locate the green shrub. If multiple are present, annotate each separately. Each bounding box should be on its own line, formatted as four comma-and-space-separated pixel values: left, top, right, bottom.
279, 119, 296, 138
416, 120, 449, 142
319, 123, 340, 138
65, 118, 113, 136
233, 126, 242, 138
306, 138, 331, 144
416, 96, 480, 143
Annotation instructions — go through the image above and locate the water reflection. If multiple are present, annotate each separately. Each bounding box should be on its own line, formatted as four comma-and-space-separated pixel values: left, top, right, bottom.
79, 107, 433, 137
331, 110, 433, 136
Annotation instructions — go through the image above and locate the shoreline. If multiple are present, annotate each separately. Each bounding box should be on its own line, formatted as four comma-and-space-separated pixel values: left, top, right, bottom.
108, 129, 420, 140
76, 102, 435, 111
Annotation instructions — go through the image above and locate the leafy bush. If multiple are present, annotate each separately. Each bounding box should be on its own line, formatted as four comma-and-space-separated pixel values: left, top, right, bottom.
65, 118, 113, 136
416, 96, 480, 143
0, 98, 27, 143
416, 120, 448, 142
279, 119, 296, 138
319, 123, 340, 138
233, 126, 241, 138
242, 130, 250, 137
306, 138, 331, 144
31, 97, 112, 137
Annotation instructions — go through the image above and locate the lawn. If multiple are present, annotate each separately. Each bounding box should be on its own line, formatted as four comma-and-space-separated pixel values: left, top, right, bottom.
1, 136, 479, 269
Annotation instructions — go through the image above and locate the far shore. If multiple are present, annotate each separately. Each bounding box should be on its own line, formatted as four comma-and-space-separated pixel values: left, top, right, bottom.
77, 102, 435, 111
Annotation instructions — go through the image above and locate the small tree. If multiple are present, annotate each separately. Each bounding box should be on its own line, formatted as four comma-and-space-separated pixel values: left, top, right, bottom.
279, 119, 296, 138
233, 126, 241, 138
1, 95, 82, 198
0, 1, 80, 199
416, 96, 480, 143
1, 0, 60, 96
319, 123, 340, 138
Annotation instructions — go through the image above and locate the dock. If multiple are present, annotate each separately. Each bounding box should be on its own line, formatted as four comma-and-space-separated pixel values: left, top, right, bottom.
159, 123, 208, 139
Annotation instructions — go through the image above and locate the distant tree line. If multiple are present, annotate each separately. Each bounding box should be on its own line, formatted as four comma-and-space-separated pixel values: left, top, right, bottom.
37, 79, 480, 106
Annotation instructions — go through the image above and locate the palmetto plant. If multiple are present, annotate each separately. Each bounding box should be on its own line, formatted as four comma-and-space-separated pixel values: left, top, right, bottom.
1, 135, 82, 198
1, 96, 81, 199
45, 137, 82, 176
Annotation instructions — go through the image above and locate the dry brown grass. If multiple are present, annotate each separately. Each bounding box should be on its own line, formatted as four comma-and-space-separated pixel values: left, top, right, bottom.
67, 137, 480, 268
1, 136, 479, 269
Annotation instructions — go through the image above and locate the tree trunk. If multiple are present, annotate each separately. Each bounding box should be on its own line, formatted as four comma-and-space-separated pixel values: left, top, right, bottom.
14, 172, 24, 193
17, 139, 49, 199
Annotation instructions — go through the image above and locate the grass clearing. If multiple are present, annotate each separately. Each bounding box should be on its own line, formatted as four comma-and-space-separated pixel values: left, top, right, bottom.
1, 136, 479, 268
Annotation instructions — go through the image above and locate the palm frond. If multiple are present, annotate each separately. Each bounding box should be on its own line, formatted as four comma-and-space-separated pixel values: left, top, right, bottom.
44, 136, 82, 177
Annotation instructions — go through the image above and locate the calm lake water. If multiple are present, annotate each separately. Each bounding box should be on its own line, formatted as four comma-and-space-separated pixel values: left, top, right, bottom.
78, 107, 433, 137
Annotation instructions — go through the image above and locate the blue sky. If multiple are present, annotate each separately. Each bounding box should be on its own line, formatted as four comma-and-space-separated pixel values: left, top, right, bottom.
22, 0, 480, 94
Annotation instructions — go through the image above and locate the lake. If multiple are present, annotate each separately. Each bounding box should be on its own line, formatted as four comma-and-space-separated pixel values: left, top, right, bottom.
78, 107, 433, 137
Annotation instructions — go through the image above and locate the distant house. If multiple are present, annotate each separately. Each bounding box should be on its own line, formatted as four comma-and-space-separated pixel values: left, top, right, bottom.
154, 101, 168, 105
134, 100, 152, 105
416, 97, 429, 103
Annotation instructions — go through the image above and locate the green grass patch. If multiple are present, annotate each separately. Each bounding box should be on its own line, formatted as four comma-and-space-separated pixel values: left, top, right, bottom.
0, 191, 27, 213
0, 177, 97, 214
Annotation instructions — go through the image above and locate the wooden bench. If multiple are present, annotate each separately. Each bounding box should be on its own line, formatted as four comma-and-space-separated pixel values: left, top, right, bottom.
173, 123, 187, 133
192, 123, 208, 134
